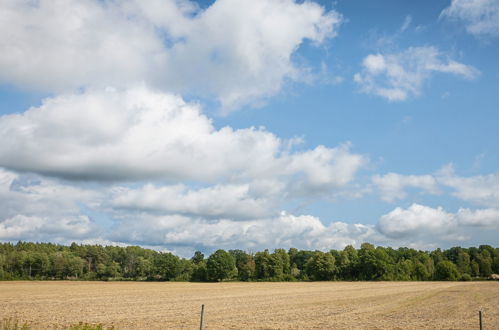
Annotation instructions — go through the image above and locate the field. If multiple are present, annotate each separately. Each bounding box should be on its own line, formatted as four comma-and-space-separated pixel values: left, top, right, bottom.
0, 281, 498, 329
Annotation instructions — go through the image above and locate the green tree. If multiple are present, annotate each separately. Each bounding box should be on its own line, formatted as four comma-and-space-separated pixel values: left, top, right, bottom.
493, 249, 499, 274
289, 249, 315, 277
0, 254, 6, 279
456, 250, 471, 275
477, 250, 493, 277
305, 251, 336, 281
255, 250, 273, 280
50, 252, 69, 279
154, 253, 181, 280
430, 248, 445, 266
207, 250, 236, 282
435, 261, 459, 280
96, 263, 107, 278
339, 245, 359, 280
174, 259, 194, 281
413, 261, 430, 280
191, 251, 204, 264
230, 250, 255, 281
106, 261, 121, 278
394, 259, 413, 280
135, 256, 151, 278
272, 249, 291, 278
470, 260, 480, 277
358, 244, 394, 280
66, 255, 85, 278
416, 252, 435, 279
191, 261, 208, 281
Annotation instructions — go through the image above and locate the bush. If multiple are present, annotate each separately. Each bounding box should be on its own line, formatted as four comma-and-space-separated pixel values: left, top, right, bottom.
460, 273, 472, 281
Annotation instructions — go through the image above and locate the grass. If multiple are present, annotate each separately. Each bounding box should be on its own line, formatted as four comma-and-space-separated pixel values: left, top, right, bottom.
68, 322, 114, 330
1, 319, 114, 330
1, 318, 29, 330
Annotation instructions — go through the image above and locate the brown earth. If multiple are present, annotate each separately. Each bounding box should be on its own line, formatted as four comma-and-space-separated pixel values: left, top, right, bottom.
0, 281, 498, 329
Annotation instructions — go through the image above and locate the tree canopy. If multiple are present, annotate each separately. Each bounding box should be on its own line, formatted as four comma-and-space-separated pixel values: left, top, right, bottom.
0, 241, 498, 282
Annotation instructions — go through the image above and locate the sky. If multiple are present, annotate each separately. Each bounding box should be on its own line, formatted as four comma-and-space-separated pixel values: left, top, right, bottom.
0, 0, 498, 257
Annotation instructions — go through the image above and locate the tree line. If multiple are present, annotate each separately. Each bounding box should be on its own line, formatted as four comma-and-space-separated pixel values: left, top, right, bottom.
0, 242, 498, 282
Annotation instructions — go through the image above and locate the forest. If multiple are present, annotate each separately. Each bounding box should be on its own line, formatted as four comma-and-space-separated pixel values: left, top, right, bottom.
0, 242, 498, 282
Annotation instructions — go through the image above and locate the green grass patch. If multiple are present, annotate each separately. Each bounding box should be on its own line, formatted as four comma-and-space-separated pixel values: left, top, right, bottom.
1, 318, 115, 330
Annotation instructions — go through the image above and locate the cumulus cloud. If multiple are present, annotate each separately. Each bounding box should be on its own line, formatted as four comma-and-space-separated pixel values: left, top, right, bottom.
377, 203, 499, 247
354, 46, 480, 101
0, 83, 369, 251
0, 169, 16, 193
0, 168, 379, 253
0, 0, 341, 110
378, 204, 455, 238
0, 169, 97, 219
106, 201, 499, 253
3, 167, 499, 254
0, 214, 95, 241
438, 165, 499, 208
2, 0, 496, 252
0, 86, 366, 187
110, 183, 278, 220
441, 0, 499, 37
0, 168, 100, 242
109, 212, 377, 254
457, 208, 499, 227
372, 173, 439, 202
372, 166, 499, 208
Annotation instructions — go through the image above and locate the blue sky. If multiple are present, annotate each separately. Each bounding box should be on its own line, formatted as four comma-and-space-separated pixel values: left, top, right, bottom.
0, 0, 498, 256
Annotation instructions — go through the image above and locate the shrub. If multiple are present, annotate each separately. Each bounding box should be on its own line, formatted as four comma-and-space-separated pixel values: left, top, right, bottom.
460, 273, 472, 281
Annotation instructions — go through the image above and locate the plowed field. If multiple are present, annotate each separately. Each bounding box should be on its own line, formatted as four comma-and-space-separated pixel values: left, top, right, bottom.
1, 281, 498, 329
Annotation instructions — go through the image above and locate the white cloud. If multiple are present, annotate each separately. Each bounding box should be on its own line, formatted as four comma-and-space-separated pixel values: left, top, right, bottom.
354, 46, 480, 101
0, 214, 95, 241
0, 85, 367, 249
3, 167, 499, 254
377, 203, 499, 248
457, 208, 499, 227
372, 172, 439, 202
377, 203, 455, 238
0, 0, 341, 110
0, 169, 97, 219
1, 167, 378, 254
438, 165, 499, 207
0, 0, 164, 91
2, 1, 497, 253
371, 166, 499, 208
441, 0, 499, 37
285, 143, 366, 195
0, 167, 375, 254
0, 169, 16, 193
109, 212, 377, 255
0, 168, 101, 242
106, 201, 499, 254
110, 183, 278, 220
400, 15, 412, 32
0, 86, 365, 188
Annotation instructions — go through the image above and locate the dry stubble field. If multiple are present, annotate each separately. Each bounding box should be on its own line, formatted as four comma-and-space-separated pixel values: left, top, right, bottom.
0, 281, 498, 329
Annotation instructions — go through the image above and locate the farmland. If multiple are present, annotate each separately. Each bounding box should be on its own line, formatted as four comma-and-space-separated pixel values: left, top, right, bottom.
1, 281, 498, 329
